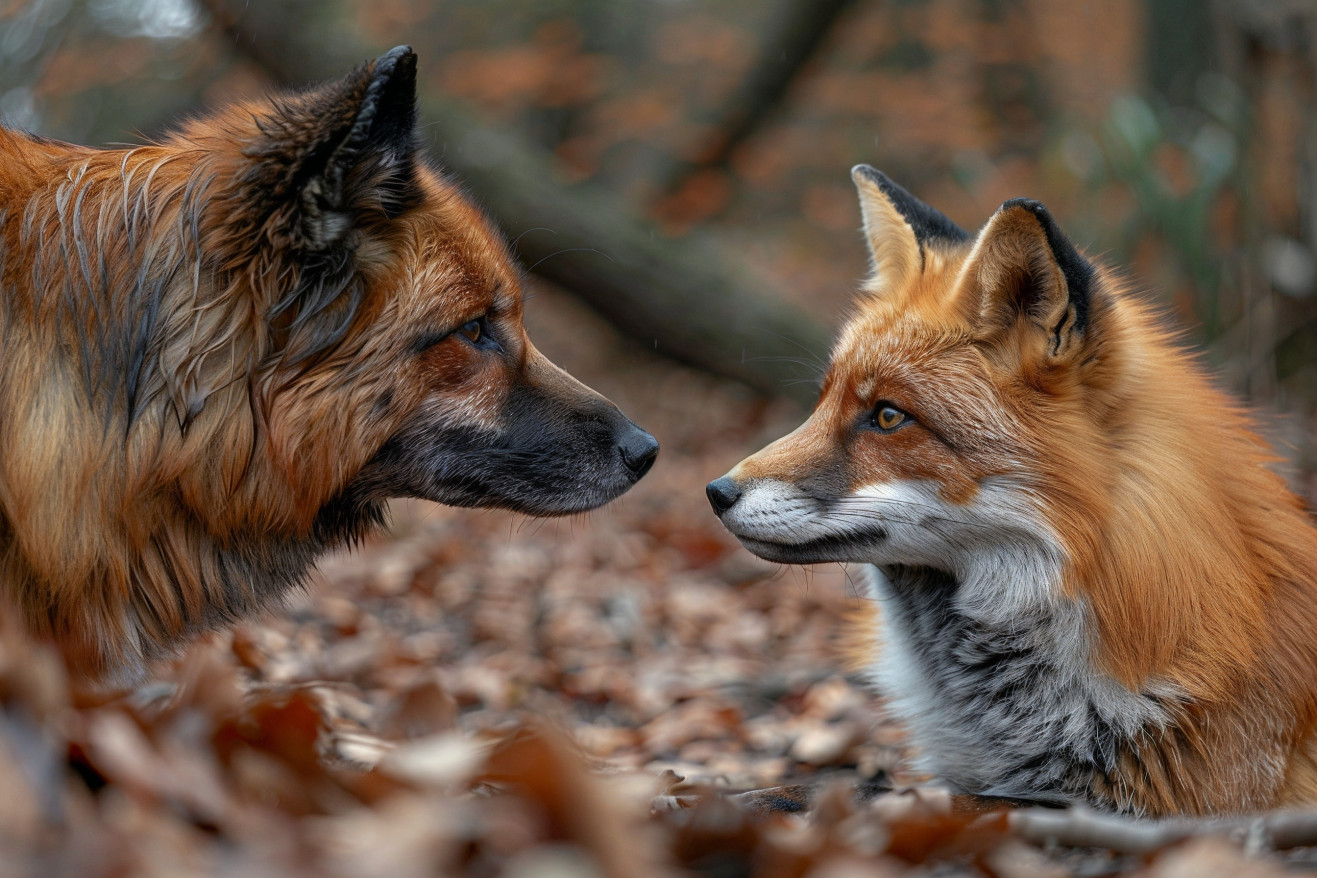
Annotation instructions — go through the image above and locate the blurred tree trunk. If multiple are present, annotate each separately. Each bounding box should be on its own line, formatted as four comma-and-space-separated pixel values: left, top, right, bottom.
653, 0, 860, 214
1146, 0, 1215, 106
1209, 0, 1317, 406
197, 0, 831, 406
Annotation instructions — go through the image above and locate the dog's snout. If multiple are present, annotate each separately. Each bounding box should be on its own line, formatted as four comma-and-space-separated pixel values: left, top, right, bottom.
617, 423, 659, 479
705, 476, 742, 516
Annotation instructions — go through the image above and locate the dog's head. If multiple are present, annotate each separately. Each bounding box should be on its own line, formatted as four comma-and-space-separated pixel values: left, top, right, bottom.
140, 47, 656, 530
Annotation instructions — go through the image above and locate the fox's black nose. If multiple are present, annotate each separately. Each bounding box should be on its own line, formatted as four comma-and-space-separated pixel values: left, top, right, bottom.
705, 476, 742, 515
618, 424, 659, 479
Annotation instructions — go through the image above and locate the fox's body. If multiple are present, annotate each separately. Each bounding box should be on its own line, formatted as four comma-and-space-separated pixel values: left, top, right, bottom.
0, 48, 656, 683
710, 167, 1317, 816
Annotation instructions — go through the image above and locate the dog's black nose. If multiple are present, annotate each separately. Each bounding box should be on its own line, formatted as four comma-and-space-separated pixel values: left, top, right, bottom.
618, 425, 659, 479
705, 476, 742, 515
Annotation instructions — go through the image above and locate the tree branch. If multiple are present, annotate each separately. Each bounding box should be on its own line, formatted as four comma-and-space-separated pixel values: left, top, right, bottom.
1010, 805, 1317, 854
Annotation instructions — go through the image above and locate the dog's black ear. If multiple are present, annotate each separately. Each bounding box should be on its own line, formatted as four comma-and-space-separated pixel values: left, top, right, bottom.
851, 165, 969, 295
232, 47, 422, 365
245, 45, 421, 251
960, 198, 1096, 362
300, 44, 420, 243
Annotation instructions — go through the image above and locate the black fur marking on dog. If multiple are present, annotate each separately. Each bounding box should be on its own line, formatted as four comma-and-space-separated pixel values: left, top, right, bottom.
349, 375, 656, 517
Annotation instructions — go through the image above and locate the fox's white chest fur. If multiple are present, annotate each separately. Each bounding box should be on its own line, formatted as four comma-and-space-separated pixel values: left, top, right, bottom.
856, 561, 1176, 806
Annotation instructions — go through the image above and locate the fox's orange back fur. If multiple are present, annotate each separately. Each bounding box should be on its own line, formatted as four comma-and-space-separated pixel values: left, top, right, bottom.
711, 166, 1317, 815
0, 48, 656, 682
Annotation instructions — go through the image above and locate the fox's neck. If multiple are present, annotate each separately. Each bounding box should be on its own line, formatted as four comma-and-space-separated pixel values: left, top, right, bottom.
865, 560, 1173, 809
1068, 316, 1317, 704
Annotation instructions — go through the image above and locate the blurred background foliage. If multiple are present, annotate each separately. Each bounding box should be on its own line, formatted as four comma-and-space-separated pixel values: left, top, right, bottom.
3, 0, 1317, 492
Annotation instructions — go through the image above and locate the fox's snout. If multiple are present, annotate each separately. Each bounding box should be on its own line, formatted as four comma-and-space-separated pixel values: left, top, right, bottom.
705, 475, 741, 516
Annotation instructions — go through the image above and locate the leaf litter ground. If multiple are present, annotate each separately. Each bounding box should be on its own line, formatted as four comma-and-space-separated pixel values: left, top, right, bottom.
0, 283, 1313, 877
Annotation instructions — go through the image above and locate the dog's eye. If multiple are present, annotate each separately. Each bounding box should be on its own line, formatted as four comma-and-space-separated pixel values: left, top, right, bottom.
454, 316, 502, 353
870, 404, 910, 432
413, 317, 501, 356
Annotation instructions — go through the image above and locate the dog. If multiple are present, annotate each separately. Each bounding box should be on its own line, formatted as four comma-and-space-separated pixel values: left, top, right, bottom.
708, 165, 1317, 816
0, 46, 657, 683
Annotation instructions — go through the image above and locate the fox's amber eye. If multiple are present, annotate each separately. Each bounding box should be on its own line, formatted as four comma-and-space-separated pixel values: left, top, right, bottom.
872, 405, 909, 432
459, 320, 482, 343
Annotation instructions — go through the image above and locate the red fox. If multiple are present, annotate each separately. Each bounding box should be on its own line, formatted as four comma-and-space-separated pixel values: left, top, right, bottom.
708, 166, 1317, 816
0, 47, 657, 684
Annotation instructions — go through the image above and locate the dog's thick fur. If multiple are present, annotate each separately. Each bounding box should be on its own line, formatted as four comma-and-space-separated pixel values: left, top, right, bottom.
0, 47, 657, 683
709, 166, 1317, 816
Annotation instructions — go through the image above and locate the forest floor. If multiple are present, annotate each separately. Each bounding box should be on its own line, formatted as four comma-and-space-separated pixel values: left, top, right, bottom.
1, 281, 1314, 877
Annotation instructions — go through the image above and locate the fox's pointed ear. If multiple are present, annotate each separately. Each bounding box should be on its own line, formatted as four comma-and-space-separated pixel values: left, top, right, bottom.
246, 45, 420, 250
851, 165, 969, 294
960, 198, 1096, 360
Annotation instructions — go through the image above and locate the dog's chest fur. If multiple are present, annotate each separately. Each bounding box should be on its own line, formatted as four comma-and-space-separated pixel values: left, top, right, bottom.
860, 563, 1172, 807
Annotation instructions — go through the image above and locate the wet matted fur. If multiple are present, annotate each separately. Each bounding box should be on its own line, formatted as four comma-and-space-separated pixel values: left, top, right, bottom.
0, 47, 657, 683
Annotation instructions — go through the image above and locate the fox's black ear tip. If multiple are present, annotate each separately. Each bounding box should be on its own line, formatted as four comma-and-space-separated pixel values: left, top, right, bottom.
851, 164, 887, 186
996, 197, 1072, 243
851, 165, 972, 246
998, 197, 1049, 219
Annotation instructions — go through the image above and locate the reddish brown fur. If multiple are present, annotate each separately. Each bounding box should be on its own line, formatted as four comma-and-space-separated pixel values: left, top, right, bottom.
0, 49, 654, 682
718, 171, 1317, 814
876, 252, 1317, 812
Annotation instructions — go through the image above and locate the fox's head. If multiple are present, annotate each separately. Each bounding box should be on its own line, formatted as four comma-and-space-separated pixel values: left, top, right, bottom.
708, 167, 1117, 611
